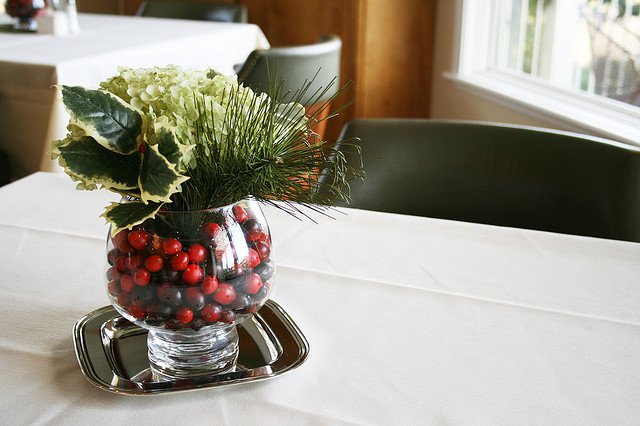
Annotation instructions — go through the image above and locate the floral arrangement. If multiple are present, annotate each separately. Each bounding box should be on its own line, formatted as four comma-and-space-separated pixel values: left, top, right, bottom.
52, 65, 360, 233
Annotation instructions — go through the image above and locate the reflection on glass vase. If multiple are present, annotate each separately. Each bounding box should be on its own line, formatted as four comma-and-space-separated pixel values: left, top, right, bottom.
4, 0, 46, 31
105, 198, 275, 380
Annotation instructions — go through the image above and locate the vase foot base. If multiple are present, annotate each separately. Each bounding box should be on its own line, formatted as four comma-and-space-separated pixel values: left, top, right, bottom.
73, 300, 309, 395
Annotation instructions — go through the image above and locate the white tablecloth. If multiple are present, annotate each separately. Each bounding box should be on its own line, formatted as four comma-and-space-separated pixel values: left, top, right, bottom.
1, 172, 639, 424
0, 13, 268, 178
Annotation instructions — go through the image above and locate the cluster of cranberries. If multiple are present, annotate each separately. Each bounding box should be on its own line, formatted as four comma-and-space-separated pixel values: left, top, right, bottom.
106, 204, 274, 331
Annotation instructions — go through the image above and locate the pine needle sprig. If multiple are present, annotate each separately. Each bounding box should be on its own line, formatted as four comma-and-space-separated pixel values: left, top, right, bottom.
166, 77, 362, 216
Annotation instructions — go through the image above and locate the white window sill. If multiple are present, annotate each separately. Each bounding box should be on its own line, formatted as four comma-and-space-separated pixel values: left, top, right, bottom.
444, 71, 640, 148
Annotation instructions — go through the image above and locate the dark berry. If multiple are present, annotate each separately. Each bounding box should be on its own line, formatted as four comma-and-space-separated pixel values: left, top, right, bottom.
185, 287, 206, 310
130, 286, 155, 307
106, 266, 120, 281
164, 319, 184, 330
128, 305, 146, 319
189, 318, 206, 331
115, 256, 128, 273
156, 283, 182, 306
220, 310, 236, 324
117, 239, 135, 255
159, 269, 181, 283
254, 259, 275, 281
242, 219, 262, 235
230, 293, 251, 310
107, 249, 119, 266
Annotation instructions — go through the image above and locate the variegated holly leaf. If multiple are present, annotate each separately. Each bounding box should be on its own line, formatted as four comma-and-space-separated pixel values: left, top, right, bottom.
139, 142, 189, 204
102, 201, 162, 235
61, 85, 142, 155
54, 136, 140, 191
154, 120, 188, 167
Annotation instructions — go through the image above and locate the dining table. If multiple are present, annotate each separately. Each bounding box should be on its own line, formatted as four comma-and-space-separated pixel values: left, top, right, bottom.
0, 13, 269, 180
0, 172, 639, 424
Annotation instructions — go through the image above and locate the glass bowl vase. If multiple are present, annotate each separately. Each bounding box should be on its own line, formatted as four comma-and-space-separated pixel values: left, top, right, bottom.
105, 198, 275, 380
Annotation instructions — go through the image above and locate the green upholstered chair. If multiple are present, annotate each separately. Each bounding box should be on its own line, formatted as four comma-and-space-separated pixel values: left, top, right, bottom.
331, 118, 640, 243
136, 1, 247, 23
236, 35, 342, 139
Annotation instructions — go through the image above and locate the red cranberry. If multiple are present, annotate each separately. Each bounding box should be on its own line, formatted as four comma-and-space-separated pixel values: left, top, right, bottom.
254, 241, 270, 260
106, 266, 120, 281
202, 222, 222, 240
201, 275, 219, 295
185, 287, 205, 310
133, 268, 150, 286
170, 252, 189, 271
112, 229, 129, 248
213, 283, 236, 305
162, 238, 182, 255
107, 249, 119, 266
156, 283, 182, 305
125, 254, 142, 270
117, 292, 131, 307
232, 205, 249, 223
144, 254, 163, 272
242, 273, 263, 294
201, 303, 222, 322
117, 239, 135, 255
128, 305, 146, 319
115, 256, 128, 273
120, 273, 134, 293
107, 280, 120, 296
127, 230, 150, 251
176, 307, 194, 324
182, 264, 203, 285
247, 248, 261, 269
187, 243, 206, 263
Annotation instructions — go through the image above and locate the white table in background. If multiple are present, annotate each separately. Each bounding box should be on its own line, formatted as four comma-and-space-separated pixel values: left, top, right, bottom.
0, 172, 639, 424
0, 13, 268, 179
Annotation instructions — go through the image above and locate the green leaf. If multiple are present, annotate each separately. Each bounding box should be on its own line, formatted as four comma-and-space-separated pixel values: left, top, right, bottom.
55, 136, 141, 191
139, 143, 189, 203
155, 121, 183, 166
102, 201, 162, 235
61, 85, 142, 155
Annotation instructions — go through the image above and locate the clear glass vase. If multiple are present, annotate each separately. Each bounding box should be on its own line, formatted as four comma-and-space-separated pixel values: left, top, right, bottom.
105, 198, 275, 380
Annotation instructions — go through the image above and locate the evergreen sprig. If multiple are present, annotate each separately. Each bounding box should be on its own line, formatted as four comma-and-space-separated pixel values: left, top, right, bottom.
168, 79, 363, 216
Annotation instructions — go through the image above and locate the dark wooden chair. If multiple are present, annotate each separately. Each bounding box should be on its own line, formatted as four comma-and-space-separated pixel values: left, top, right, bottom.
236, 35, 342, 140
136, 1, 247, 23
330, 118, 640, 242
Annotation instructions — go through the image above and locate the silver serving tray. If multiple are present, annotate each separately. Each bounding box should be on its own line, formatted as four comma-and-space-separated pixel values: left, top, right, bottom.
73, 300, 309, 395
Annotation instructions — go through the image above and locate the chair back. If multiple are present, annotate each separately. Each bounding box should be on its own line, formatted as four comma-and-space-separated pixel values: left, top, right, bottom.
136, 1, 247, 23
334, 118, 640, 242
237, 35, 342, 105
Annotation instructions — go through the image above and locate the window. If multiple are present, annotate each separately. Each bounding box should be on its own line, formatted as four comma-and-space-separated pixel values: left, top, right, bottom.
450, 0, 640, 146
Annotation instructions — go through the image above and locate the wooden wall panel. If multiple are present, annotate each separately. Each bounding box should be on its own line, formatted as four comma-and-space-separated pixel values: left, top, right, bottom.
76, 0, 436, 142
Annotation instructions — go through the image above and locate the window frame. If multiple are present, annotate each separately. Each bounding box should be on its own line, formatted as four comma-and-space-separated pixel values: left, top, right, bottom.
447, 0, 640, 147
